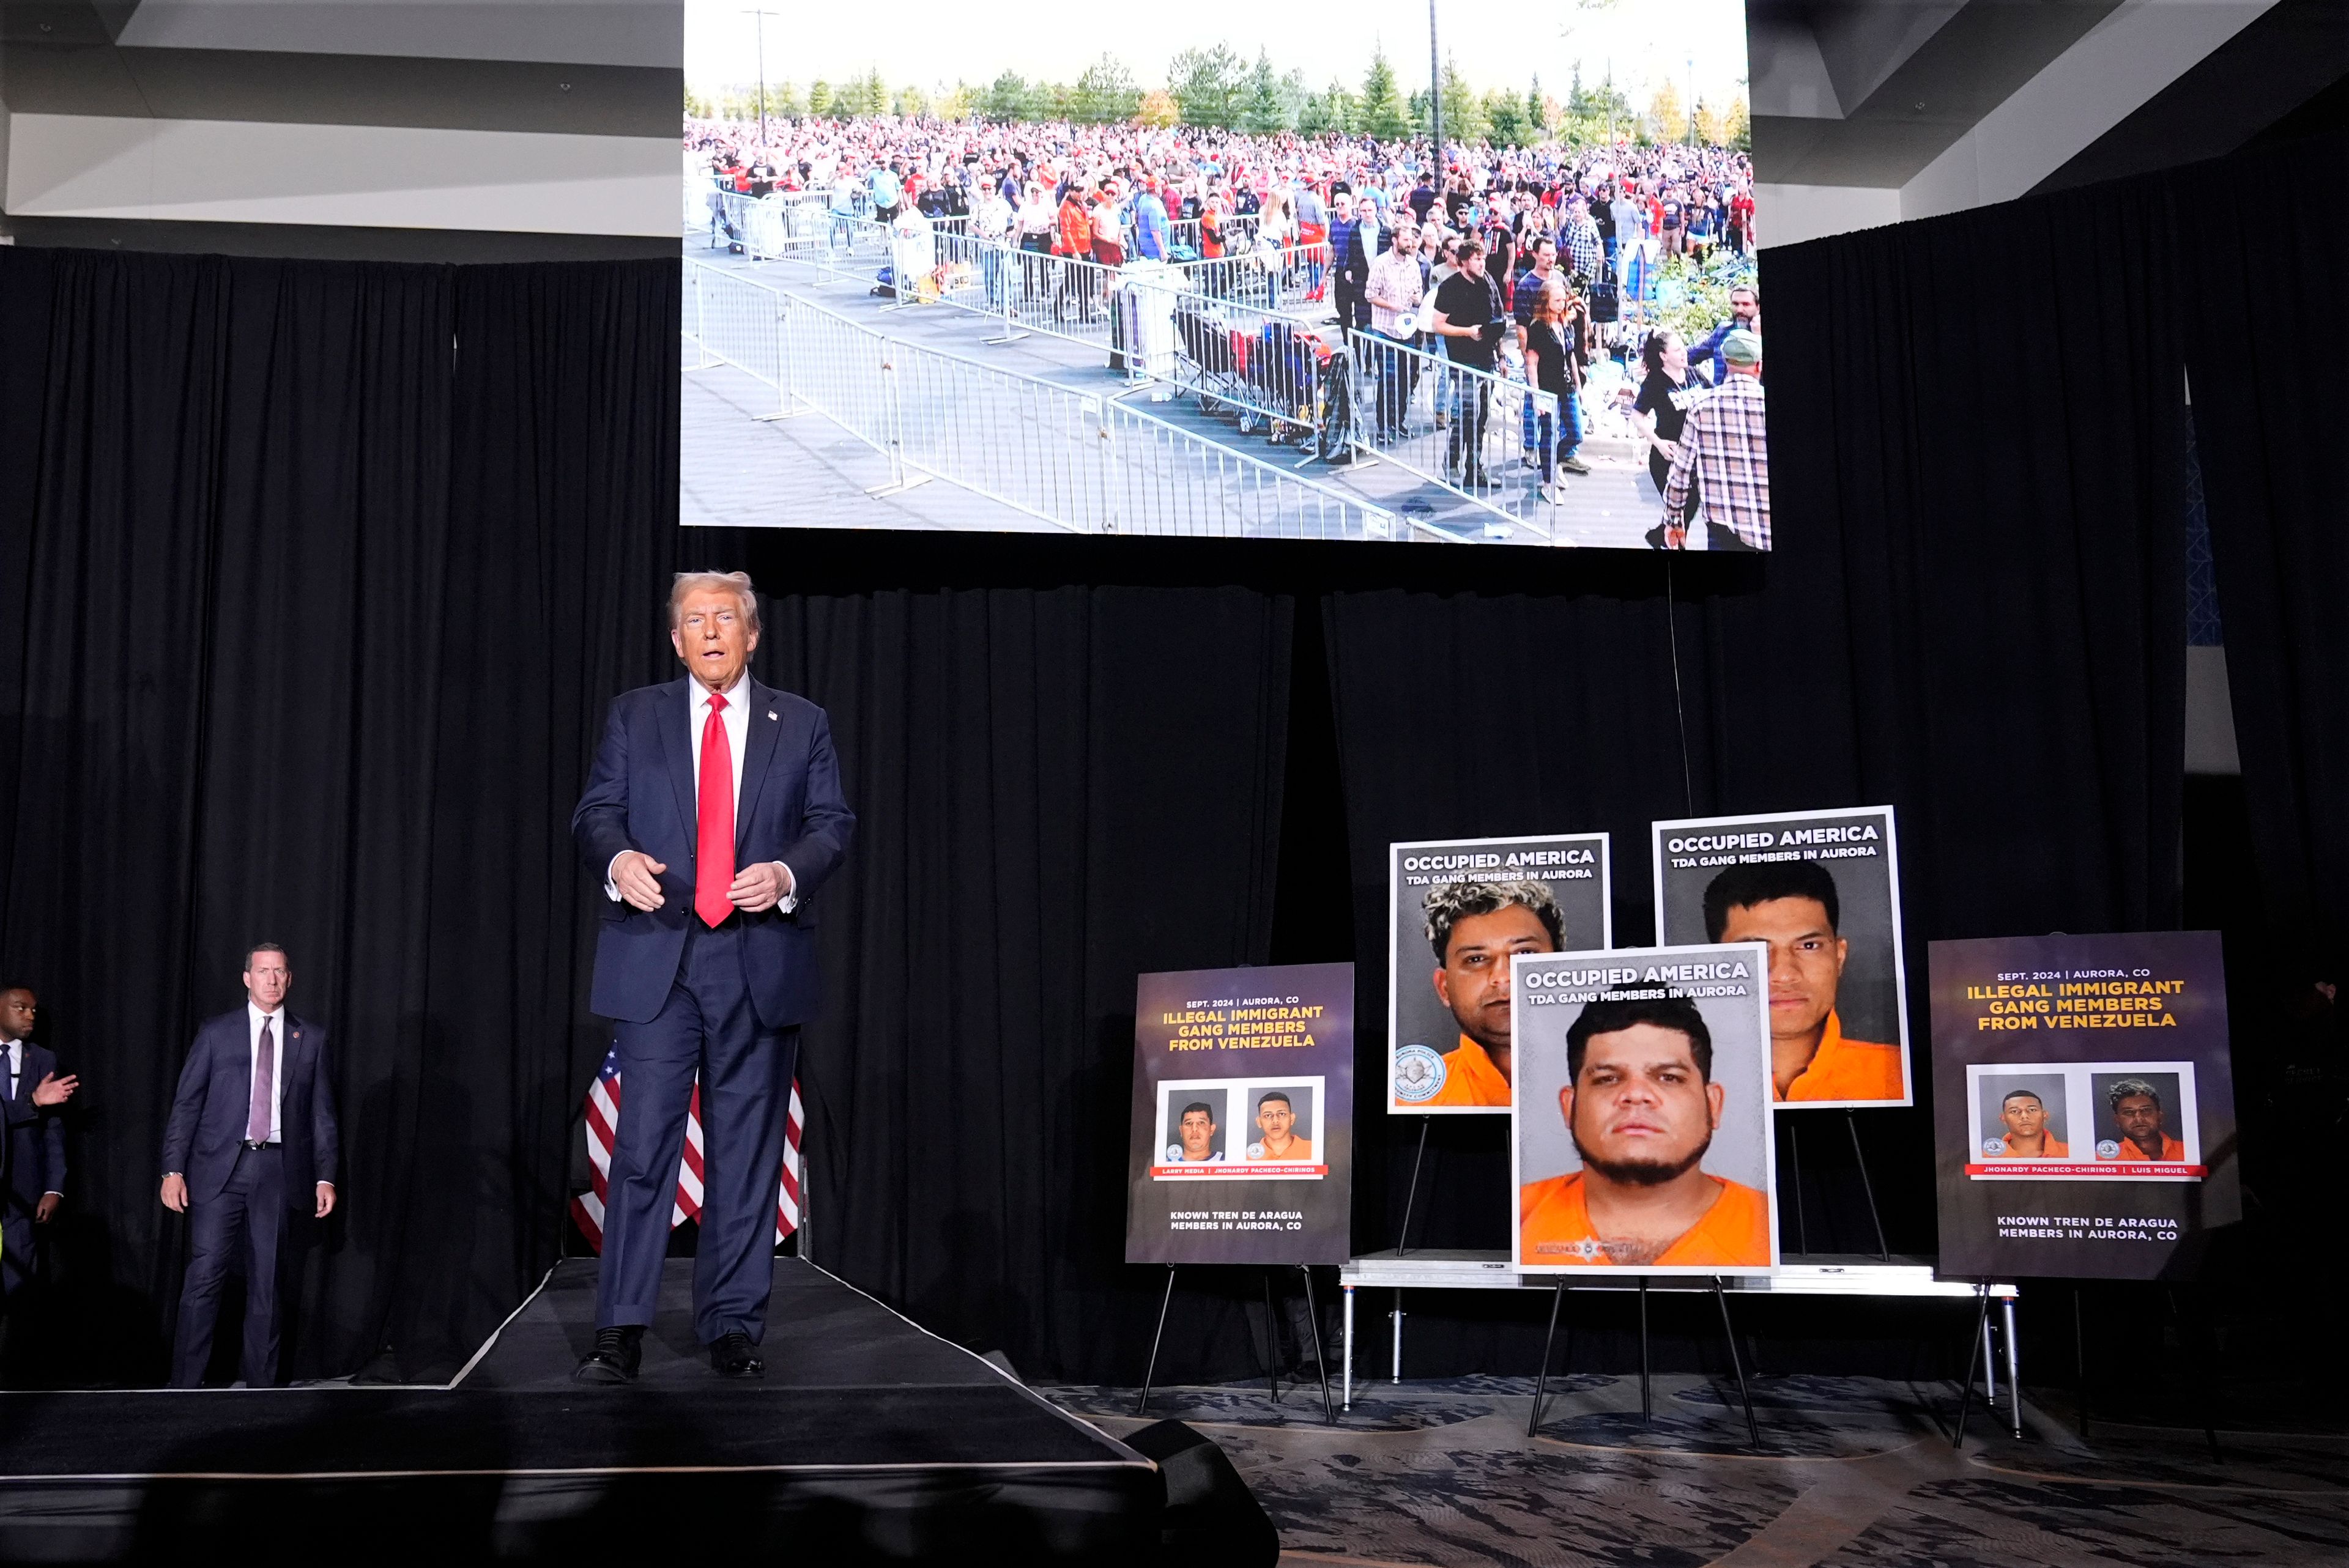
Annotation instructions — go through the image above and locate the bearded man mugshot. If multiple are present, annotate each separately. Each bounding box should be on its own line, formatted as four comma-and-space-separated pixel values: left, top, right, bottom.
1518, 993, 1771, 1268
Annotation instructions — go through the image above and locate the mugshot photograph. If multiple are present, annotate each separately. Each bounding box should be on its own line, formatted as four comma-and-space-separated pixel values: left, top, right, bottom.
2093, 1073, 2187, 1161
1163, 1090, 1230, 1165
1652, 808, 1912, 1109
1978, 1077, 2071, 1159
1245, 1087, 1316, 1163
1513, 968, 1778, 1274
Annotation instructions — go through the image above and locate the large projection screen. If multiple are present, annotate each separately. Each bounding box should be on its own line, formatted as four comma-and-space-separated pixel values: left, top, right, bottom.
680, 1, 1763, 550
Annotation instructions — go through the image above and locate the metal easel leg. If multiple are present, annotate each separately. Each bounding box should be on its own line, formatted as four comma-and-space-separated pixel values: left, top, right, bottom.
1262, 1271, 1282, 1405
2073, 1285, 2091, 1440
1342, 1285, 1355, 1411
1301, 1267, 1335, 1426
1395, 1117, 1432, 1254
1528, 1279, 1567, 1437
1788, 1119, 1809, 1256
1952, 1283, 1992, 1450
1846, 1110, 1890, 1261
2002, 1294, 2022, 1440
1713, 1277, 1761, 1449
2166, 1285, 2222, 1463
1638, 1277, 1652, 1424
1135, 1264, 1176, 1416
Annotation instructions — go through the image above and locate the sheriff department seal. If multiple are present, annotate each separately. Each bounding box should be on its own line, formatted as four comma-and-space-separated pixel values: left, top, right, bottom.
1394, 1043, 1447, 1104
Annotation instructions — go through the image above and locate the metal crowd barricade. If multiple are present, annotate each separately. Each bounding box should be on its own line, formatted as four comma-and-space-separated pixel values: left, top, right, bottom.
1343, 328, 1560, 537
1119, 275, 1345, 459
1160, 240, 1328, 309
683, 261, 796, 419
681, 262, 1397, 539
1097, 401, 1390, 539
911, 229, 1145, 368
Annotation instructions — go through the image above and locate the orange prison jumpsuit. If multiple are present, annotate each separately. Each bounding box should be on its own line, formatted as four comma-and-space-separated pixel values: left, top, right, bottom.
1778, 1011, 1905, 1103
1519, 1172, 1772, 1268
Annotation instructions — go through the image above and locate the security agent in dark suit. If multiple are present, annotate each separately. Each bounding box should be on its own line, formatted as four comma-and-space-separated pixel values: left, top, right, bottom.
571, 571, 854, 1383
1, 986, 75, 1325
160, 944, 340, 1388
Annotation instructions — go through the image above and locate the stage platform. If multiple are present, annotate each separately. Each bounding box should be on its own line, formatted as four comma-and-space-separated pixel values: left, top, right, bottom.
0, 1259, 1158, 1563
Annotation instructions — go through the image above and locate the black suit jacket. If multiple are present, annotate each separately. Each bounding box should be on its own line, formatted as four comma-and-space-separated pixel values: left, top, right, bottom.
2, 1040, 67, 1206
160, 1010, 339, 1206
571, 676, 855, 1027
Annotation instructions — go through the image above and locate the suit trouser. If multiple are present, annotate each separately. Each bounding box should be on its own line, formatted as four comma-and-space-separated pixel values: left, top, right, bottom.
0, 1211, 32, 1299
598, 919, 798, 1344
171, 1144, 286, 1387
1334, 284, 1370, 335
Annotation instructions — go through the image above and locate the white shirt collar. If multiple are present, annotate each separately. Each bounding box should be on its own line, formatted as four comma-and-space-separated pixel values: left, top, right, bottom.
249, 1000, 283, 1027
692, 671, 751, 709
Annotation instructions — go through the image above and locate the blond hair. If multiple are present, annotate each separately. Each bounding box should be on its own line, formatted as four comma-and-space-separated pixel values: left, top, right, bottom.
669, 571, 760, 632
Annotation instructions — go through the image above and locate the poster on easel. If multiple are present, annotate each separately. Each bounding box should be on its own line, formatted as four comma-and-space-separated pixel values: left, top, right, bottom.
1124, 962, 1354, 1266
1510, 945, 1779, 1275
1652, 806, 1913, 1109
1386, 834, 1612, 1114
1929, 931, 2240, 1280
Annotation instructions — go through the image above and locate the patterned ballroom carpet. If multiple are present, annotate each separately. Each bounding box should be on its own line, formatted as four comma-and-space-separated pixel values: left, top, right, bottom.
1044, 1374, 2349, 1566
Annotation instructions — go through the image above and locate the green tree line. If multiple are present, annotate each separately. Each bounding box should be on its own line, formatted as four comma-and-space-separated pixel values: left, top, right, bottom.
685, 47, 1750, 151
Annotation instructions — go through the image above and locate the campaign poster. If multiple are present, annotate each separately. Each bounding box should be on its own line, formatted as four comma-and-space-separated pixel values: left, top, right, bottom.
1511, 945, 1778, 1276
1930, 932, 2241, 1281
1125, 962, 1354, 1266
1387, 834, 1612, 1115
1652, 806, 1912, 1109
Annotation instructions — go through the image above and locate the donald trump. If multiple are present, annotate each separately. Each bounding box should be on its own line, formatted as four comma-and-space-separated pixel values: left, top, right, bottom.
571, 572, 855, 1383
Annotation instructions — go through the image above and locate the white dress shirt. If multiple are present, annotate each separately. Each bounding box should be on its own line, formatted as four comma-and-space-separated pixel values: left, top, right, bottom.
248, 1002, 285, 1142
606, 673, 796, 911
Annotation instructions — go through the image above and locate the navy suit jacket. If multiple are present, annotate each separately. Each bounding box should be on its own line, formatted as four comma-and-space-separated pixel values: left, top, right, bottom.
160, 1010, 340, 1207
2, 1040, 67, 1205
1330, 216, 1377, 289
572, 676, 855, 1027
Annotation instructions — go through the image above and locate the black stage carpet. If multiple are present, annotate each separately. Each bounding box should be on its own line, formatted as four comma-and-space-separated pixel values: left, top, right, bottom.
0, 1259, 1158, 1564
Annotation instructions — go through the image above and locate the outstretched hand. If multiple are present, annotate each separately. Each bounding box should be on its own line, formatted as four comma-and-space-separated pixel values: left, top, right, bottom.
613, 851, 668, 911
31, 1071, 76, 1108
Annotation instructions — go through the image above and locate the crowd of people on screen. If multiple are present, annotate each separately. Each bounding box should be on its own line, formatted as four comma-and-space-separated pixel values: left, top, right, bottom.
689, 115, 1765, 550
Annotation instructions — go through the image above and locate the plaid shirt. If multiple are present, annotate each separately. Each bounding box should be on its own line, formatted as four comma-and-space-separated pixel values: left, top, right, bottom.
1663, 374, 1770, 549
1564, 210, 1602, 283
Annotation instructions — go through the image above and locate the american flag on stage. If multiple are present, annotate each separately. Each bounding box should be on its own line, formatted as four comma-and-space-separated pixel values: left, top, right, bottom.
568, 1045, 805, 1251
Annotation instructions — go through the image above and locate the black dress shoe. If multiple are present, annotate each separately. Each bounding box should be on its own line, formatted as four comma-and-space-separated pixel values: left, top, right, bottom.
574, 1325, 643, 1384
710, 1331, 765, 1378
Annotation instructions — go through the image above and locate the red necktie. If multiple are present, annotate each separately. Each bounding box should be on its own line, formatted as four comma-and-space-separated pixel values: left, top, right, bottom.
695, 692, 736, 928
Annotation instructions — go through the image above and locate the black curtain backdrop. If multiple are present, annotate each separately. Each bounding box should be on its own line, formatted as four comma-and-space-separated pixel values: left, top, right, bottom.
2181, 133, 2349, 980
0, 248, 1297, 1386
6, 130, 2339, 1390
1326, 165, 2189, 1294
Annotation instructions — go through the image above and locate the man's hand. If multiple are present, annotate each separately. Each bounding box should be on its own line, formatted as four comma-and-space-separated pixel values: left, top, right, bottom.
729, 861, 795, 913
1665, 525, 1688, 550
316, 1182, 336, 1219
160, 1174, 188, 1213
612, 851, 668, 912
31, 1072, 76, 1108
35, 1193, 59, 1224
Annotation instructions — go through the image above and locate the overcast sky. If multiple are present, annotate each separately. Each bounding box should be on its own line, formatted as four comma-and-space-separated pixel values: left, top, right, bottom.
685, 1, 1751, 105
